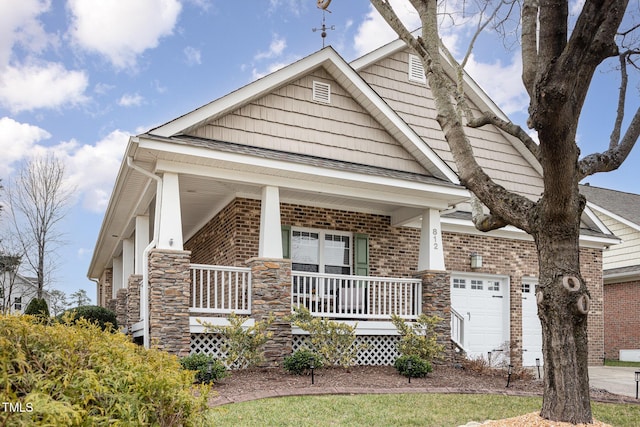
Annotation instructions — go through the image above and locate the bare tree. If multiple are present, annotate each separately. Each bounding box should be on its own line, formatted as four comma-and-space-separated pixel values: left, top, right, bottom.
0, 253, 22, 314
6, 154, 74, 299
363, 0, 639, 423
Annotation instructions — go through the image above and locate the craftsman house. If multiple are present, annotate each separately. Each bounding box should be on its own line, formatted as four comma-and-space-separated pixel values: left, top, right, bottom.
88, 38, 615, 368
580, 184, 640, 362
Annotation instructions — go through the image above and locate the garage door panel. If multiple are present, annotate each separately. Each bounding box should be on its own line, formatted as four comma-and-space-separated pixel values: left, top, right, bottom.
522, 280, 543, 366
451, 275, 509, 360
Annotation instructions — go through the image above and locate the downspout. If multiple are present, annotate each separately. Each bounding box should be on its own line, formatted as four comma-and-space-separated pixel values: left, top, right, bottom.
127, 156, 162, 349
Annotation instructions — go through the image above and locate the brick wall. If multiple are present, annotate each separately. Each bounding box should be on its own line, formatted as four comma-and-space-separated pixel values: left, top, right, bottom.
184, 197, 604, 365
98, 268, 113, 308
604, 280, 640, 359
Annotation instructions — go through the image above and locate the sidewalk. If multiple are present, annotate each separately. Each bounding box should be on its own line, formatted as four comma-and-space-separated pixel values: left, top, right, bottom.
589, 366, 640, 398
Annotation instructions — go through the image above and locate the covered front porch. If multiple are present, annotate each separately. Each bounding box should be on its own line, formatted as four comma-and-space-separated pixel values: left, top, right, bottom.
95, 133, 468, 364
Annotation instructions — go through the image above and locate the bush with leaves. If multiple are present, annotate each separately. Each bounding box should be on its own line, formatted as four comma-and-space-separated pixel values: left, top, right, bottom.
0, 313, 212, 426
288, 306, 365, 368
57, 305, 118, 330
24, 297, 49, 318
394, 354, 432, 378
391, 313, 445, 363
283, 349, 324, 375
180, 353, 227, 384
200, 312, 273, 368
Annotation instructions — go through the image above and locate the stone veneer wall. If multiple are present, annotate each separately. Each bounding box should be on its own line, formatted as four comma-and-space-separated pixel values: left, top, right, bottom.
604, 280, 640, 360
148, 249, 191, 357
246, 258, 292, 367
115, 288, 128, 330
416, 270, 452, 362
127, 274, 142, 330
98, 268, 113, 308
184, 197, 604, 365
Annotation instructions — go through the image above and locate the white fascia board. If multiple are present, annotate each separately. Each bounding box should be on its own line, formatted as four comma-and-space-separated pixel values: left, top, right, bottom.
190, 316, 255, 333
604, 270, 640, 284
583, 204, 613, 235
293, 321, 399, 336
441, 216, 619, 249
587, 201, 640, 233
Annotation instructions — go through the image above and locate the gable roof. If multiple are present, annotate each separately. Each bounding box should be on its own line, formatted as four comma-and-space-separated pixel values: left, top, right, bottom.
149, 46, 458, 184
580, 184, 640, 230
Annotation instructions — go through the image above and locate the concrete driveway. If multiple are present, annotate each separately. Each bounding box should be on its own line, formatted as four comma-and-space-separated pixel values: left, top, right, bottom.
589, 366, 639, 398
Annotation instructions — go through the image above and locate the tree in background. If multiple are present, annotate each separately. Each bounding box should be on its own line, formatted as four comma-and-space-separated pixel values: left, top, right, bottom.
362, 0, 639, 423
48, 289, 69, 317
70, 289, 91, 307
6, 154, 74, 299
0, 254, 22, 314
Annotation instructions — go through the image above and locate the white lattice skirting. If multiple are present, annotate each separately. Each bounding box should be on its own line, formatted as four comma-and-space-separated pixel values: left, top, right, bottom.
191, 333, 401, 366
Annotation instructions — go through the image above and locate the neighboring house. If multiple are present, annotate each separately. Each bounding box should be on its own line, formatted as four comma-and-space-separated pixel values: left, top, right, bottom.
0, 271, 51, 315
88, 39, 616, 368
580, 184, 640, 362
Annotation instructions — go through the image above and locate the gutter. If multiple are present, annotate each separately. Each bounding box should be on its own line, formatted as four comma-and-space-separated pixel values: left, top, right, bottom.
126, 156, 162, 349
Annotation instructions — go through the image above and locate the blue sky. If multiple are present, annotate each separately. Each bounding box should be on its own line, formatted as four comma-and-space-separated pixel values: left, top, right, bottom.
1, 0, 638, 302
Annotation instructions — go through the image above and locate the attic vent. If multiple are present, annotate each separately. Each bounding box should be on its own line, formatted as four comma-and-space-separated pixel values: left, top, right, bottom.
312, 81, 331, 103
408, 54, 426, 83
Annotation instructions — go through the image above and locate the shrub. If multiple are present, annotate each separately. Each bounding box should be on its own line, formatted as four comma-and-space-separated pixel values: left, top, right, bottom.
24, 297, 49, 318
288, 307, 365, 368
394, 354, 432, 378
180, 353, 227, 384
283, 349, 324, 375
0, 314, 211, 426
200, 312, 273, 368
58, 305, 118, 330
391, 313, 445, 363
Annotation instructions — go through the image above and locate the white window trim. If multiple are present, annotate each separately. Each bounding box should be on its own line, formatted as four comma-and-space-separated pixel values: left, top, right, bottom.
291, 227, 352, 274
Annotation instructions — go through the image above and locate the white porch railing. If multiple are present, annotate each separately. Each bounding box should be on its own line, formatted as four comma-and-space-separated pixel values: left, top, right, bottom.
451, 307, 465, 349
292, 272, 422, 320
190, 264, 251, 314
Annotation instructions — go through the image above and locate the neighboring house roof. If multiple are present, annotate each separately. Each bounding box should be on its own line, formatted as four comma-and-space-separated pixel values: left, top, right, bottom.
580, 184, 640, 282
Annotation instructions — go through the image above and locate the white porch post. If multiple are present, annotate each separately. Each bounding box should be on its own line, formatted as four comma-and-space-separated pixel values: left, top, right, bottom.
112, 256, 123, 299
156, 172, 183, 250
258, 185, 283, 258
134, 215, 149, 275
418, 208, 446, 271
122, 238, 134, 287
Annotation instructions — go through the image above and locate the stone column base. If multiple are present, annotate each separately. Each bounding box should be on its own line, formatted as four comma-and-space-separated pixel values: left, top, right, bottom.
415, 270, 453, 363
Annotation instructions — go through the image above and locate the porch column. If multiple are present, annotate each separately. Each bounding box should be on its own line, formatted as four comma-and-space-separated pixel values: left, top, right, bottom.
246, 257, 292, 367
134, 215, 149, 275
157, 172, 183, 250
112, 256, 123, 300
122, 238, 134, 287
417, 209, 445, 271
147, 249, 191, 356
415, 270, 453, 363
258, 186, 283, 258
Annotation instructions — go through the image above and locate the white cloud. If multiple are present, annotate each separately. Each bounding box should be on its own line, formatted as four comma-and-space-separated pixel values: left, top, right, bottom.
465, 52, 528, 116
184, 46, 202, 66
354, 0, 420, 57
52, 130, 129, 212
67, 0, 182, 70
254, 35, 287, 61
0, 62, 89, 113
0, 0, 52, 67
118, 93, 144, 107
0, 117, 51, 175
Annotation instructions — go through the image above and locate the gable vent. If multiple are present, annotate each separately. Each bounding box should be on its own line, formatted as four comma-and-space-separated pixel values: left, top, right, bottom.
408, 54, 426, 84
312, 81, 331, 103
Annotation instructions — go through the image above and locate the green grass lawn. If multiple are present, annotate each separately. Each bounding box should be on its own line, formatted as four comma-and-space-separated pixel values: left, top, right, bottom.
206, 393, 640, 427
605, 359, 640, 368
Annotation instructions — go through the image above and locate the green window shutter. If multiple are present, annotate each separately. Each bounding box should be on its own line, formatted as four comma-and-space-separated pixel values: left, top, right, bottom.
281, 225, 291, 259
354, 233, 369, 276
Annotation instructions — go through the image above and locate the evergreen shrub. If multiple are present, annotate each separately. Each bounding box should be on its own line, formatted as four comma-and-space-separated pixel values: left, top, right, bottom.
23, 298, 49, 318
58, 305, 118, 330
394, 354, 432, 378
283, 349, 324, 375
180, 353, 227, 384
0, 314, 211, 426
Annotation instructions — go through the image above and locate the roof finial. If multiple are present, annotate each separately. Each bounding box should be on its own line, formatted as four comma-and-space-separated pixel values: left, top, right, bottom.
312, 7, 335, 48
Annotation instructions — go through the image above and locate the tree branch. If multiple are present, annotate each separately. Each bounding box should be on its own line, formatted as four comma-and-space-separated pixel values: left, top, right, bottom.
468, 112, 541, 161
521, 0, 539, 96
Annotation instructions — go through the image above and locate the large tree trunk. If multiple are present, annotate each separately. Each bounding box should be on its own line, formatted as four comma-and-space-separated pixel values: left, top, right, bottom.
534, 216, 592, 422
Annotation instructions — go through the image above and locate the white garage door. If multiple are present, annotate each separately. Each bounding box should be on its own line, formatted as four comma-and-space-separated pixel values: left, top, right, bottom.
521, 279, 543, 366
451, 274, 510, 361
